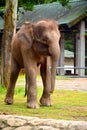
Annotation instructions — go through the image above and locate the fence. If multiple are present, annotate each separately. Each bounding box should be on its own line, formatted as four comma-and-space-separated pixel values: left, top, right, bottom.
56, 66, 87, 78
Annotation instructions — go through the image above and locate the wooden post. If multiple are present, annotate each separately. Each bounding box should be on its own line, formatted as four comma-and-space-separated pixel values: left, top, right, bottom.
74, 34, 76, 75
58, 33, 65, 75
75, 33, 79, 75
78, 21, 85, 76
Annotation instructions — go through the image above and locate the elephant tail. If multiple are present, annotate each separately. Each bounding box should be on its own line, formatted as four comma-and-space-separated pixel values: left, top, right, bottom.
24, 74, 28, 97
24, 85, 27, 97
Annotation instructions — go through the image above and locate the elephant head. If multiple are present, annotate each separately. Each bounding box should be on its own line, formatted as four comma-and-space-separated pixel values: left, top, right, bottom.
33, 19, 60, 92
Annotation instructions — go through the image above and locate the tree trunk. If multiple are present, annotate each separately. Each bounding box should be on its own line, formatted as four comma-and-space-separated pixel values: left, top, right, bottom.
1, 0, 18, 87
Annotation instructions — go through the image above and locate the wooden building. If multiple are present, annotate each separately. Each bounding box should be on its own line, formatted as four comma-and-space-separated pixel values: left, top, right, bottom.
17, 0, 87, 76
64, 50, 74, 75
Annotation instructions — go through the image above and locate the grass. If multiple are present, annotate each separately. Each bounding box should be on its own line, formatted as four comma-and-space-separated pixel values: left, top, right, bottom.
0, 75, 87, 121
17, 74, 72, 82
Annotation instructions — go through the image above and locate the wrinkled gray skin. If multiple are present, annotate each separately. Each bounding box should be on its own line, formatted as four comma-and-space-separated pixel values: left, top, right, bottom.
5, 19, 60, 108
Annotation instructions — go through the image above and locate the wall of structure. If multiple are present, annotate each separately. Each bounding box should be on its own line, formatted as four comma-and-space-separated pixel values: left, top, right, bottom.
0, 115, 87, 130
64, 58, 74, 66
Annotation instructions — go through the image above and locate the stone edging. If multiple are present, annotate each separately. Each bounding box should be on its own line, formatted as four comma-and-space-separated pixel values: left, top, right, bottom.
0, 115, 87, 130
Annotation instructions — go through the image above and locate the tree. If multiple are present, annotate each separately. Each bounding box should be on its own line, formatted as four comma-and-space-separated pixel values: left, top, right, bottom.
1, 0, 18, 87
0, 0, 70, 87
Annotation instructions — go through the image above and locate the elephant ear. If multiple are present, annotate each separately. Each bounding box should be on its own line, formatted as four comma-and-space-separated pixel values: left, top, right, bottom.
17, 21, 33, 49
33, 24, 51, 56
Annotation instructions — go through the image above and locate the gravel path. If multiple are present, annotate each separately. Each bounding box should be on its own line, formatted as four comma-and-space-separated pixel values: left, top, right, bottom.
16, 77, 87, 92
37, 78, 87, 92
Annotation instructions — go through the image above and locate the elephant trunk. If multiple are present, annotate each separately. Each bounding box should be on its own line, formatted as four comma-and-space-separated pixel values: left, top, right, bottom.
50, 43, 60, 93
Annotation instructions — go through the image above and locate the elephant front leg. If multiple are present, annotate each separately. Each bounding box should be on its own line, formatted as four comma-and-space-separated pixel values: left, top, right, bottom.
40, 58, 51, 106
26, 67, 39, 109
5, 59, 20, 105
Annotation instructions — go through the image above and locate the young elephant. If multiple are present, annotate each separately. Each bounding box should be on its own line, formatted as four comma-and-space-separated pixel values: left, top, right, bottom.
5, 19, 60, 108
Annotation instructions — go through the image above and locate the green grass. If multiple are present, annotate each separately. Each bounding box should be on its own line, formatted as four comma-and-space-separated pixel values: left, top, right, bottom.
0, 75, 87, 121
17, 74, 72, 82
17, 74, 25, 82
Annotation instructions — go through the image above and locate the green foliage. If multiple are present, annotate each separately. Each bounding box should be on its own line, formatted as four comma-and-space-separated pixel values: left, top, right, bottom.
0, 0, 70, 10
58, 0, 70, 6
85, 69, 87, 75
18, 0, 34, 10
64, 32, 75, 52
64, 39, 74, 52
85, 32, 87, 36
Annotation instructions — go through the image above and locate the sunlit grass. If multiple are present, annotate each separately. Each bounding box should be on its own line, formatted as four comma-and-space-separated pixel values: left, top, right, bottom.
17, 74, 25, 82
17, 74, 72, 82
0, 83, 87, 121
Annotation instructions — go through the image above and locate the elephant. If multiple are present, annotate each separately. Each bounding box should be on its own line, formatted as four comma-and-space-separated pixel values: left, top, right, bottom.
5, 19, 60, 108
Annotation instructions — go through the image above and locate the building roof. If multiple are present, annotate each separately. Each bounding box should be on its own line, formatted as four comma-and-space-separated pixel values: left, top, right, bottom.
17, 0, 87, 28
65, 50, 74, 58
0, 9, 4, 30
0, 16, 4, 30
0, 0, 87, 30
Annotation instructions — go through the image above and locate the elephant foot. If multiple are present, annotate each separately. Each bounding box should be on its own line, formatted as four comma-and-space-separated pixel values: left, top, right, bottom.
4, 97, 13, 105
27, 101, 39, 109
40, 97, 51, 106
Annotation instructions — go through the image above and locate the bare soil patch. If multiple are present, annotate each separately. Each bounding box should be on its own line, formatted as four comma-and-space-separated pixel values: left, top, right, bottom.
37, 78, 87, 91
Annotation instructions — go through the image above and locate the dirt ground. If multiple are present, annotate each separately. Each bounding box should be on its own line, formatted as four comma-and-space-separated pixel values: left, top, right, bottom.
37, 78, 87, 92
17, 77, 87, 92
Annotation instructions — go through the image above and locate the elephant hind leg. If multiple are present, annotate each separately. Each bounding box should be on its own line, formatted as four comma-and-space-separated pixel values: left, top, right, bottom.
5, 58, 20, 105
